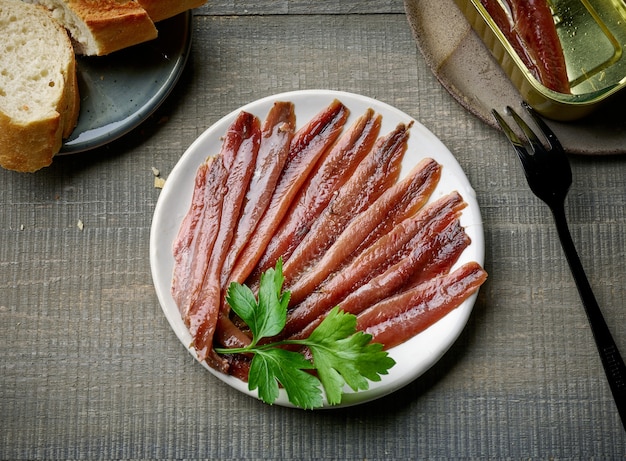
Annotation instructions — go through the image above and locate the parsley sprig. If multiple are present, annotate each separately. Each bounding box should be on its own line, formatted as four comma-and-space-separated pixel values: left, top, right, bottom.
214, 259, 396, 409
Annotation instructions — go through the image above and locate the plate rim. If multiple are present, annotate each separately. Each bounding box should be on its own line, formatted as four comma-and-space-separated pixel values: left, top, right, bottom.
150, 89, 485, 408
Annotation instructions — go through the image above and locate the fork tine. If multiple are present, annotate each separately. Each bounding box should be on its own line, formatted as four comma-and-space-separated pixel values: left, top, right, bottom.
492, 109, 521, 146
492, 109, 533, 170
506, 105, 545, 155
521, 101, 564, 152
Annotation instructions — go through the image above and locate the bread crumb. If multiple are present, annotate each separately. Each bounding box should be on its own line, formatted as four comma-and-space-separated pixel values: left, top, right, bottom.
152, 166, 166, 188
20, 224, 24, 231
77, 219, 84, 231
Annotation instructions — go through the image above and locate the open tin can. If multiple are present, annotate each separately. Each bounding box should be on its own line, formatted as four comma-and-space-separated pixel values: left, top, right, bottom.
454, 0, 626, 120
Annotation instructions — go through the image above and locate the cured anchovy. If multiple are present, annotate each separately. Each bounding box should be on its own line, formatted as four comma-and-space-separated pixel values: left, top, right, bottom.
285, 157, 441, 305
215, 312, 252, 349
226, 99, 349, 287
178, 156, 228, 370
288, 218, 470, 341
344, 219, 470, 311
357, 262, 487, 349
352, 158, 442, 255
225, 354, 252, 382
249, 109, 382, 281
213, 113, 261, 271
172, 157, 230, 321
282, 123, 411, 297
183, 111, 261, 368
171, 158, 213, 314
220, 102, 296, 288
404, 220, 472, 288
172, 113, 258, 317
282, 192, 466, 338
481, 0, 570, 93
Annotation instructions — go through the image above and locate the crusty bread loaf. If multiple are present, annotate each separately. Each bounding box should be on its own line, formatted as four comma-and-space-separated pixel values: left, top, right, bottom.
25, 0, 158, 56
136, 0, 206, 22
0, 0, 79, 172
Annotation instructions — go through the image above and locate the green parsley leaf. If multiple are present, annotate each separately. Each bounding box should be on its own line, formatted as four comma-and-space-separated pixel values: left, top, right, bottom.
216, 259, 396, 409
248, 347, 322, 409
226, 259, 290, 345
306, 306, 395, 405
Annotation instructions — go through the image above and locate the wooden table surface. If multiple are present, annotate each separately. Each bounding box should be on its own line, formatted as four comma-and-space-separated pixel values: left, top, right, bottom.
2, 1, 625, 458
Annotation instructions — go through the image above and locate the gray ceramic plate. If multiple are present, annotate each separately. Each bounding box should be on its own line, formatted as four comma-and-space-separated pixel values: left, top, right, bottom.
404, 0, 626, 155
60, 12, 192, 154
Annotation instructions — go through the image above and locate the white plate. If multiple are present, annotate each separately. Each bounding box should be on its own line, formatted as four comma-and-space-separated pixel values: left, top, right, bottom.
150, 90, 485, 408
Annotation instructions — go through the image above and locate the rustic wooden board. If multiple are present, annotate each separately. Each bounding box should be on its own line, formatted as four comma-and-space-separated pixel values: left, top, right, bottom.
1, 3, 625, 458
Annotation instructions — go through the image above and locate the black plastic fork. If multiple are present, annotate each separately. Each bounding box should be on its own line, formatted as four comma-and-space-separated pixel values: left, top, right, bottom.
493, 102, 626, 430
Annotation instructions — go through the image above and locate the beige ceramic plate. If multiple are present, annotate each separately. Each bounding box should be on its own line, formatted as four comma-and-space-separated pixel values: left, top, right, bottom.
404, 0, 626, 155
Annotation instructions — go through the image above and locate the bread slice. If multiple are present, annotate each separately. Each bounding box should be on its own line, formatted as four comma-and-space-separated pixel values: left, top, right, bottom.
136, 0, 206, 22
0, 0, 79, 172
25, 0, 158, 56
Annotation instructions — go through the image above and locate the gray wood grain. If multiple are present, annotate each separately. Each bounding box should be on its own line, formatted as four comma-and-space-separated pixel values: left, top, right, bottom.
1, 1, 625, 458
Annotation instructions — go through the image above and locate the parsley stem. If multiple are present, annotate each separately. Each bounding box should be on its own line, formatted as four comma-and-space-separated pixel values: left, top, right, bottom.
214, 339, 309, 355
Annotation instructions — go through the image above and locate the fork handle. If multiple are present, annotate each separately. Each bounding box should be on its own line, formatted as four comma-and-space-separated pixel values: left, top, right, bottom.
551, 204, 626, 430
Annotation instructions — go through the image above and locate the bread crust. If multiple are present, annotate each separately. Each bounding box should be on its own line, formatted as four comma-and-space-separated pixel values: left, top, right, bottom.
136, 0, 206, 22
0, 112, 62, 172
28, 0, 158, 55
61, 49, 80, 138
67, 0, 158, 55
